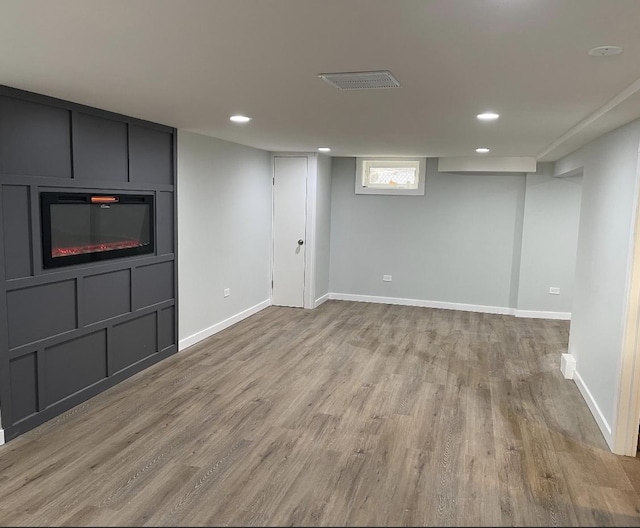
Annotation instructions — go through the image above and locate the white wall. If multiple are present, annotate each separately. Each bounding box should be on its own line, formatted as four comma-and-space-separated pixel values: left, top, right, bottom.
314, 153, 332, 304
177, 130, 272, 349
555, 119, 640, 447
329, 157, 526, 310
516, 162, 582, 315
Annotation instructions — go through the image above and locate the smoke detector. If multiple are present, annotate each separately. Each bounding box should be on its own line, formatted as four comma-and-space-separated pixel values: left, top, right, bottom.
588, 46, 622, 56
318, 70, 401, 90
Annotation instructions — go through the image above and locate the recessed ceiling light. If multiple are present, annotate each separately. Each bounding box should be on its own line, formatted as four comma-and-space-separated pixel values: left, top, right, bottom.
588, 46, 622, 56
318, 147, 331, 152
230, 115, 252, 123
477, 113, 499, 121
475, 147, 490, 153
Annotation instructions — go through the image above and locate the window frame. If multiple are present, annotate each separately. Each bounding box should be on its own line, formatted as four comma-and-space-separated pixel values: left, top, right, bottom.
355, 157, 426, 195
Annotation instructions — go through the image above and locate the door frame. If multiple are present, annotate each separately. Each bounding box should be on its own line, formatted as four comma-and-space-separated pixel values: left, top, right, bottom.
270, 152, 318, 309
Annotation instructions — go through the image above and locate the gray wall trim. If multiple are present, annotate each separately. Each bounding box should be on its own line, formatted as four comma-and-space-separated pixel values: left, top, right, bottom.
6, 345, 176, 440
0, 85, 173, 133
5, 254, 175, 291
172, 131, 179, 353
75, 277, 84, 329
106, 326, 114, 377
7, 299, 175, 360
28, 185, 38, 277
0, 174, 174, 192
0, 187, 10, 427
36, 348, 45, 412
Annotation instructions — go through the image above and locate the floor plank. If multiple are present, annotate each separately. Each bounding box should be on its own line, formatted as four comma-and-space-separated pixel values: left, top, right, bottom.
0, 300, 638, 526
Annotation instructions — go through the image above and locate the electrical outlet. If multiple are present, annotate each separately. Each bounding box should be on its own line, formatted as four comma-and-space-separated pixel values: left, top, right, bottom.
383, 275, 392, 282
224, 288, 230, 297
549, 287, 560, 295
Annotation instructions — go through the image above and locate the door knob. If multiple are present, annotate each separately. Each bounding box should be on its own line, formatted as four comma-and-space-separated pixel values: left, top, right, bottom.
298, 239, 304, 245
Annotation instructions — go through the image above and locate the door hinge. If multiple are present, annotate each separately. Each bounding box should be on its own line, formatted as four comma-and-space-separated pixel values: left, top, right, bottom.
271, 279, 273, 288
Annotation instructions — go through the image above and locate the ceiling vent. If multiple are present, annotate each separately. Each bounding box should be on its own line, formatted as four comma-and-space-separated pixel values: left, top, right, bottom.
318, 70, 401, 90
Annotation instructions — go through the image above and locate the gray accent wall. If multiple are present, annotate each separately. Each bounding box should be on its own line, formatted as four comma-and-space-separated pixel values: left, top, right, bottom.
517, 163, 582, 313
329, 157, 526, 308
314, 153, 332, 303
0, 86, 177, 442
177, 131, 271, 346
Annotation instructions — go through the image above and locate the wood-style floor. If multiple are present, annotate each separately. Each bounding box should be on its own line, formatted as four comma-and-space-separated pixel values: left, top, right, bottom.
1, 300, 640, 527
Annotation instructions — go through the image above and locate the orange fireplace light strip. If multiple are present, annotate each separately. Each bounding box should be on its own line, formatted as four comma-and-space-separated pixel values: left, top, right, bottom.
90, 195, 119, 203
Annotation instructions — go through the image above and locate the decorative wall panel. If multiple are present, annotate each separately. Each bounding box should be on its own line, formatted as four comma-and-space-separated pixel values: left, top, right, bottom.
0, 85, 178, 441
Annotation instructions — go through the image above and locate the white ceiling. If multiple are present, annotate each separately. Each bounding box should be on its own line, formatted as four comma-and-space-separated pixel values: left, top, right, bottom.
1, 0, 640, 162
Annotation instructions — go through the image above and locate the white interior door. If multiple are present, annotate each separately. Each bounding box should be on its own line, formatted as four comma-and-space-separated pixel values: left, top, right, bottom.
272, 156, 307, 307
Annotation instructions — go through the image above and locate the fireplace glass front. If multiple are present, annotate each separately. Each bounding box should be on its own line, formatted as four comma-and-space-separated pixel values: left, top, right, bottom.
40, 192, 154, 269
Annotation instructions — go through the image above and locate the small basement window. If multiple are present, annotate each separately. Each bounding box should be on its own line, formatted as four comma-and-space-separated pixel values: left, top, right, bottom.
355, 157, 426, 195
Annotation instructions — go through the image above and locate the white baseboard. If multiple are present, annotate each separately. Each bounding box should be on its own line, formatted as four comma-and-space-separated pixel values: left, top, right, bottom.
314, 293, 330, 308
179, 299, 271, 351
560, 353, 576, 379
328, 293, 571, 320
329, 293, 512, 315
573, 369, 613, 450
514, 309, 571, 320
0, 428, 4, 446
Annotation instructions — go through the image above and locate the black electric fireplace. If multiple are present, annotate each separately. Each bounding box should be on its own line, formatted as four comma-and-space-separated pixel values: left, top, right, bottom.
40, 192, 154, 269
